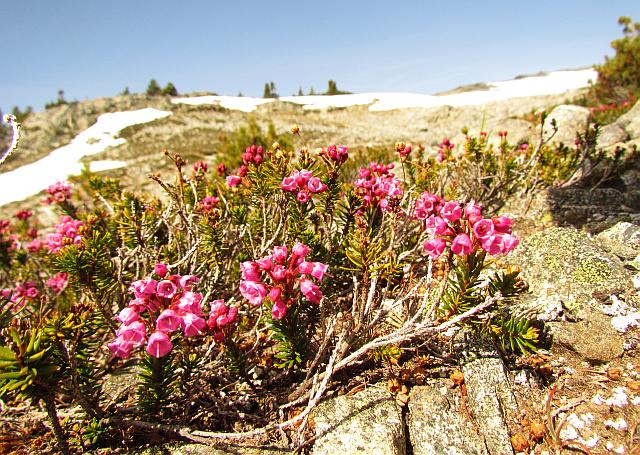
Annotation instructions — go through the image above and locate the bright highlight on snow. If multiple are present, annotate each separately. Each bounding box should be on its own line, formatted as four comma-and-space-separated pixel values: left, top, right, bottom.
0, 108, 171, 206
172, 68, 596, 112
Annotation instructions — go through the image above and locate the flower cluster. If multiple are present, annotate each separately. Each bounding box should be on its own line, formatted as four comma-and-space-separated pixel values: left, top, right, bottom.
395, 142, 412, 160
47, 272, 69, 294
44, 181, 73, 204
281, 169, 327, 204
192, 160, 208, 178
242, 144, 265, 166
416, 193, 519, 259
14, 210, 33, 221
45, 216, 86, 253
437, 138, 455, 163
108, 267, 236, 359
239, 242, 327, 320
198, 196, 220, 213
320, 144, 349, 165
354, 162, 404, 212
226, 175, 242, 187
1, 281, 39, 309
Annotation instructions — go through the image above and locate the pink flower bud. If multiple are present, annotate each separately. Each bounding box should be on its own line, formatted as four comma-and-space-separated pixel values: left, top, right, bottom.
255, 257, 273, 271
154, 263, 168, 277
307, 177, 327, 193
240, 261, 262, 280
146, 331, 173, 357
272, 246, 288, 264
270, 265, 287, 281
116, 306, 140, 325
440, 201, 462, 222
292, 241, 310, 258
465, 201, 483, 225
268, 286, 282, 302
271, 299, 287, 320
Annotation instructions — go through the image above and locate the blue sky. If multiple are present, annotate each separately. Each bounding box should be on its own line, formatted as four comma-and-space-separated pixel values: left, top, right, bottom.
1, 0, 639, 113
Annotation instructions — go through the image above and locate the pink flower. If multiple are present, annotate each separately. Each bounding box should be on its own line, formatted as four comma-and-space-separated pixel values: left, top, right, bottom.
177, 291, 203, 314
307, 177, 327, 193
179, 275, 200, 290
240, 261, 262, 281
46, 272, 68, 294
423, 238, 447, 259
156, 309, 182, 332
299, 261, 328, 282
272, 299, 287, 320
272, 246, 288, 264
27, 239, 43, 252
117, 320, 147, 345
146, 331, 173, 357
156, 280, 177, 299
501, 234, 520, 254
181, 312, 206, 337
465, 201, 483, 225
116, 306, 140, 325
270, 265, 287, 281
281, 176, 297, 192
425, 216, 449, 236
451, 234, 473, 256
440, 201, 462, 222
491, 216, 513, 234
226, 175, 242, 187
473, 219, 494, 240
300, 278, 323, 304
255, 257, 273, 271
294, 169, 313, 186
154, 263, 168, 277
481, 235, 504, 256
296, 190, 310, 204
292, 241, 310, 258
193, 160, 208, 173
240, 280, 267, 306
108, 337, 135, 359
268, 287, 281, 302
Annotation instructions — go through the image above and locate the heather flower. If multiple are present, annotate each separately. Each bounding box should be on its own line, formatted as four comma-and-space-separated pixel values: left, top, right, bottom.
45, 216, 86, 253
296, 190, 310, 204
465, 201, 483, 225
240, 261, 262, 281
226, 175, 242, 187
255, 257, 273, 271
292, 241, 310, 258
501, 234, 520, 253
216, 163, 227, 176
423, 238, 447, 258
44, 181, 73, 205
491, 216, 513, 234
268, 286, 282, 302
272, 246, 288, 264
156, 280, 177, 299
473, 219, 494, 240
451, 234, 473, 256
14, 210, 33, 220
46, 272, 69, 294
193, 160, 208, 173
354, 162, 403, 212
240, 281, 267, 306
299, 261, 328, 282
198, 196, 219, 213
156, 309, 182, 332
300, 278, 323, 304
414, 192, 441, 220
271, 299, 287, 320
440, 201, 462, 222
117, 320, 146, 345
154, 262, 168, 278
270, 265, 287, 281
323, 144, 349, 164
425, 216, 449, 236
177, 291, 203, 314
307, 177, 327, 193
179, 275, 199, 290
108, 337, 135, 359
116, 306, 140, 325
181, 312, 207, 337
146, 331, 173, 358
27, 239, 43, 252
281, 176, 297, 192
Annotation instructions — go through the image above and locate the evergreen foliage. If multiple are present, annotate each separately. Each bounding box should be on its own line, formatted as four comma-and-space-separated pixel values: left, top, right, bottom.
146, 79, 162, 96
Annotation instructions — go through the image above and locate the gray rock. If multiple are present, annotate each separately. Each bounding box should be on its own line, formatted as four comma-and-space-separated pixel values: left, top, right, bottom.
463, 359, 517, 455
313, 387, 406, 455
595, 221, 640, 260
598, 124, 628, 148
146, 443, 292, 454
544, 105, 590, 145
549, 312, 624, 363
509, 226, 633, 319
408, 385, 488, 455
616, 99, 640, 139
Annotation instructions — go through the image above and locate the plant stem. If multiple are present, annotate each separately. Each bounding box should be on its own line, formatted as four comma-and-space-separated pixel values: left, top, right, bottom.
43, 393, 71, 455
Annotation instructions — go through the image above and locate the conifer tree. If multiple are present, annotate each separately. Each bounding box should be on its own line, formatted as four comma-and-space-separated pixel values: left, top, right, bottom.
146, 79, 162, 96
162, 82, 178, 96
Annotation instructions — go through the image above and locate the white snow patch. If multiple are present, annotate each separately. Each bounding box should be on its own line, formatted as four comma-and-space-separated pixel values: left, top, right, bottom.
171, 95, 274, 112
605, 387, 629, 407
604, 418, 628, 430
606, 442, 626, 454
89, 160, 127, 172
172, 68, 596, 113
0, 108, 171, 206
612, 313, 640, 333
592, 394, 605, 405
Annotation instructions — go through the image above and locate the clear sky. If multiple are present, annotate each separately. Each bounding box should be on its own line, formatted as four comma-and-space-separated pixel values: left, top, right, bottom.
1, 0, 639, 113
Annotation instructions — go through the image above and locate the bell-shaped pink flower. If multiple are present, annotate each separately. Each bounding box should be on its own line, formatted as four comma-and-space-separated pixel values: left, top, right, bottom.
296, 190, 310, 204
481, 235, 504, 256
300, 278, 323, 304
425, 216, 449, 236
181, 312, 206, 337
240, 261, 262, 281
156, 280, 177, 299
501, 234, 519, 254
299, 261, 328, 282
271, 299, 287, 320
154, 263, 168, 277
423, 238, 447, 259
117, 320, 147, 345
179, 275, 200, 290
240, 280, 267, 306
307, 177, 327, 193
473, 219, 494, 240
281, 176, 297, 192
226, 175, 242, 187
294, 169, 313, 186
465, 201, 483, 225
292, 241, 310, 258
177, 291, 203, 314
270, 265, 287, 281
255, 257, 273, 271
108, 336, 135, 359
440, 201, 462, 222
116, 306, 140, 325
451, 233, 473, 256
156, 309, 182, 332
491, 216, 513, 234
272, 246, 288, 264
146, 331, 173, 357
